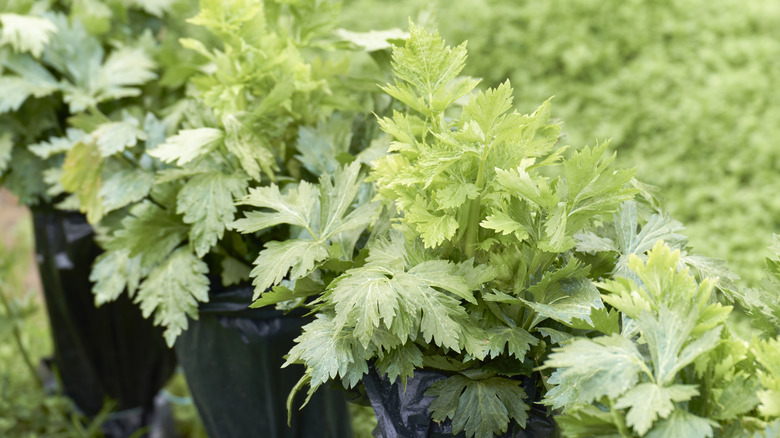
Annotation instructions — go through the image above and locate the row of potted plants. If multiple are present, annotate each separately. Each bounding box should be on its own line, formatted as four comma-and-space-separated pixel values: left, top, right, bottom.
2, 0, 780, 437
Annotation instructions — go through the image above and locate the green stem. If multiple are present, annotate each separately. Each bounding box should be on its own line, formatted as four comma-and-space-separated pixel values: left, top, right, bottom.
609, 400, 632, 437
464, 148, 488, 258
0, 289, 42, 390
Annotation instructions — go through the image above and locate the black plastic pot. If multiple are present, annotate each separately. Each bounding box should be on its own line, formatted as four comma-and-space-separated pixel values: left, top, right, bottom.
174, 285, 353, 438
31, 207, 178, 437
363, 367, 557, 438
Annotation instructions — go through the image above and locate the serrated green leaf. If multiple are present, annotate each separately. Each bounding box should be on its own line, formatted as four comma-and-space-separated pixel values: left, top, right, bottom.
0, 13, 57, 57
543, 334, 644, 409
28, 129, 86, 159
406, 199, 459, 248
331, 253, 471, 351
99, 168, 154, 213
222, 114, 275, 180
61, 142, 104, 223
0, 76, 54, 113
149, 128, 224, 166
610, 200, 686, 270
713, 374, 760, 421
90, 248, 143, 306
136, 247, 209, 346
285, 314, 369, 390
232, 181, 319, 233
645, 410, 715, 438
436, 183, 479, 210
331, 266, 402, 346
427, 375, 529, 438
220, 256, 250, 287
485, 325, 537, 359
294, 117, 353, 177
638, 308, 722, 385
92, 46, 157, 102
92, 118, 145, 157
387, 22, 474, 110
614, 383, 699, 435
249, 239, 329, 299
177, 172, 249, 257
522, 278, 603, 328
480, 210, 529, 240
574, 231, 618, 253
109, 200, 188, 269
682, 254, 740, 293
375, 342, 423, 387
44, 15, 157, 112
494, 164, 545, 207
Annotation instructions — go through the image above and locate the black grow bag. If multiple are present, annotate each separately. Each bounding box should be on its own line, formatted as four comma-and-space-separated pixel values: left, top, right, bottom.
31, 207, 177, 436
363, 367, 557, 438
174, 285, 353, 438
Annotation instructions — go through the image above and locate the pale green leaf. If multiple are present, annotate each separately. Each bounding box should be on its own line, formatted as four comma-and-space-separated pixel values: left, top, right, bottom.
125, 0, 177, 17
480, 211, 529, 240
223, 114, 275, 180
331, 266, 402, 347
61, 142, 104, 224
614, 383, 699, 435
335, 28, 409, 52
543, 334, 644, 409
149, 128, 224, 166
177, 172, 249, 257
90, 248, 143, 305
0, 76, 52, 113
136, 247, 209, 346
713, 374, 760, 420
94, 46, 157, 101
28, 129, 86, 159
249, 239, 329, 299
109, 201, 188, 269
523, 278, 603, 328
0, 13, 57, 57
645, 410, 715, 438
220, 256, 250, 287
233, 181, 318, 233
285, 314, 369, 390
99, 168, 154, 213
92, 118, 145, 157
406, 200, 459, 248
436, 183, 479, 209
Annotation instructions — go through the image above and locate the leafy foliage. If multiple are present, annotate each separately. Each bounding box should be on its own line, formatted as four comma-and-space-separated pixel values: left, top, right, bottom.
86, 0, 388, 345
544, 241, 780, 436
277, 23, 641, 438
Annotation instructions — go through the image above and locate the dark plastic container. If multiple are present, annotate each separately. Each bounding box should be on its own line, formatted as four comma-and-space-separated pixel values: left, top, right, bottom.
363, 367, 557, 438
31, 207, 177, 437
174, 286, 353, 438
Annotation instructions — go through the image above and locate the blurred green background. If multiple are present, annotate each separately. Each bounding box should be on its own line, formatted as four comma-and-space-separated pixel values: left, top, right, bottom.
342, 0, 780, 287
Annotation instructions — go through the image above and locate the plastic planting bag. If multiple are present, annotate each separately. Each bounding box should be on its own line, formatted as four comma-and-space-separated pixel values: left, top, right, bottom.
363, 368, 557, 438
174, 285, 353, 438
31, 207, 177, 436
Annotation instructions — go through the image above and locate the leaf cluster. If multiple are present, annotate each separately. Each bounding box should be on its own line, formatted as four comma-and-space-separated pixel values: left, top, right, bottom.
86, 0, 396, 345
277, 23, 642, 438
